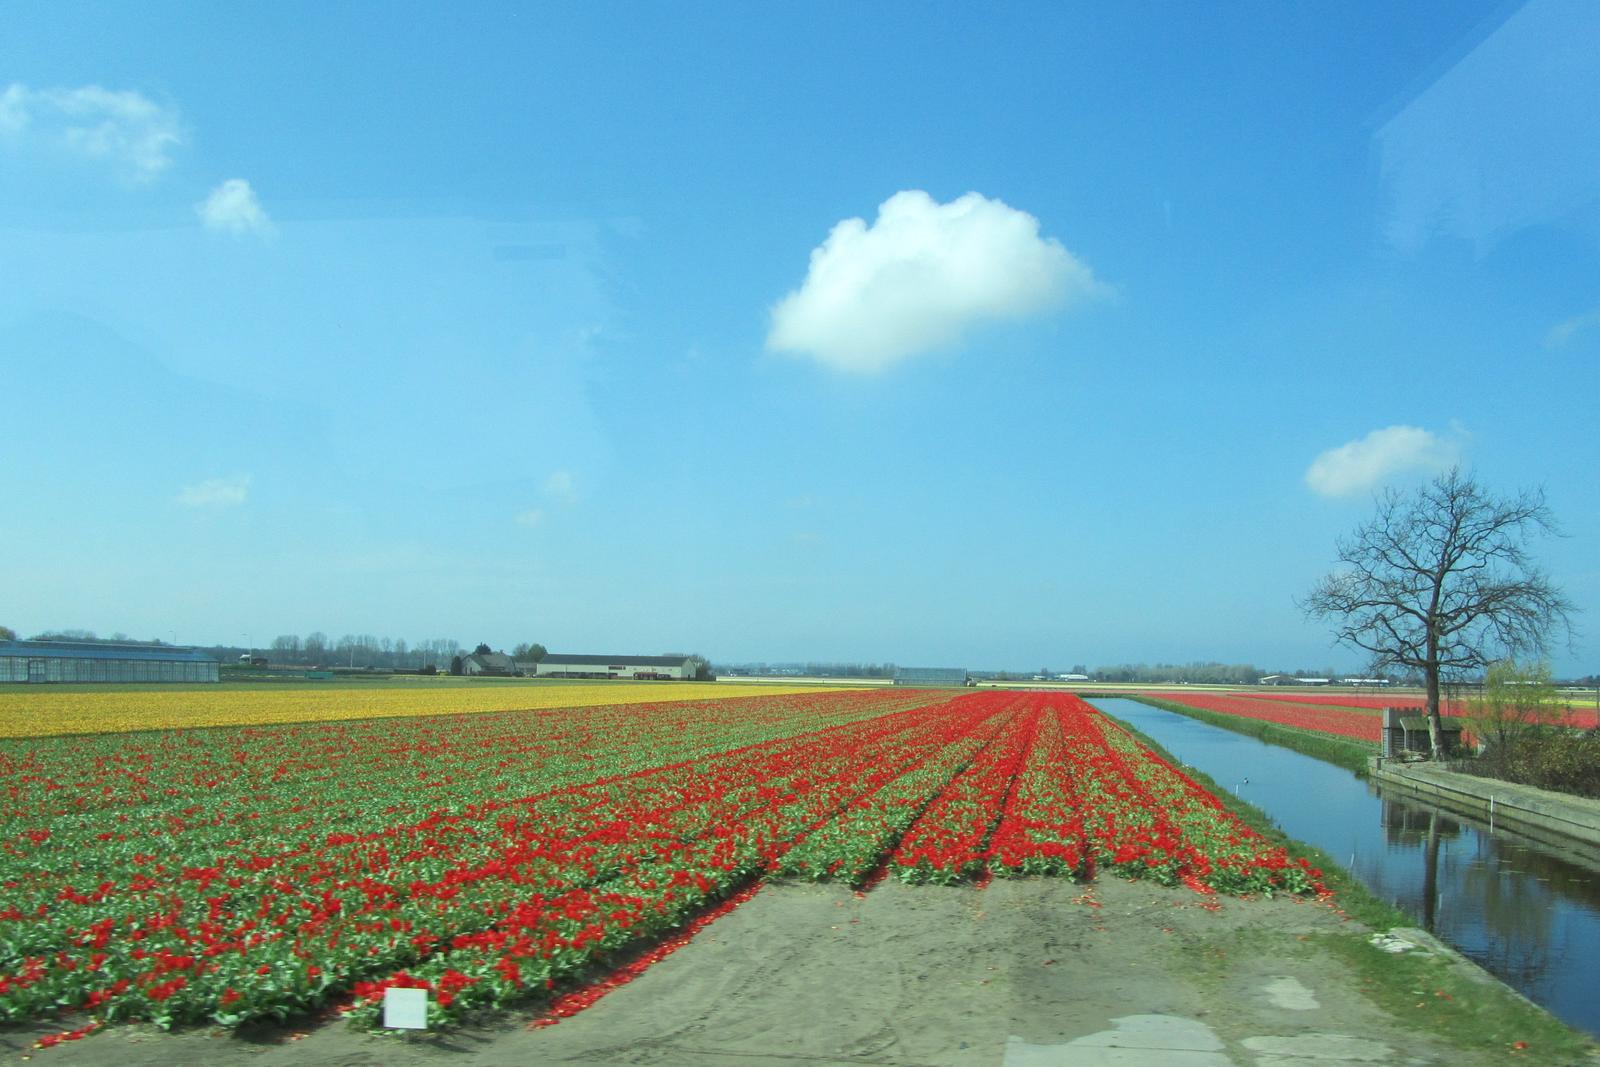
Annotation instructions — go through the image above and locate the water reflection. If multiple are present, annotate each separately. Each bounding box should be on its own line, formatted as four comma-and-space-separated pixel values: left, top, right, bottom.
1377, 796, 1556, 985
1375, 801, 1453, 928
1380, 796, 1462, 844
1090, 697, 1600, 1037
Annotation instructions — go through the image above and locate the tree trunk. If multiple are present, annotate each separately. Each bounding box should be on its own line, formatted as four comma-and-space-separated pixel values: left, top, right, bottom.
1424, 657, 1445, 760
1422, 808, 1441, 930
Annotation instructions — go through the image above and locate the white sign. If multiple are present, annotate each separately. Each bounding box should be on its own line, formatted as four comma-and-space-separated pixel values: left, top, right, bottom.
383, 986, 429, 1029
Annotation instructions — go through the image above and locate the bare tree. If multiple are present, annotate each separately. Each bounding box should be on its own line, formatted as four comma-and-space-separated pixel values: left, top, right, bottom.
418, 638, 459, 670
303, 631, 328, 666
1304, 468, 1574, 758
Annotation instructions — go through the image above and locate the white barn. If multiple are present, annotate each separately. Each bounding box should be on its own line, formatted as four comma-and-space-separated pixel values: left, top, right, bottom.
535, 654, 696, 680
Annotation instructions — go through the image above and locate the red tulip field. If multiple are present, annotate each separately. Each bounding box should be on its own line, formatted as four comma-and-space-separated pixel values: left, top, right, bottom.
1140, 688, 1598, 743
1239, 692, 1468, 715
1137, 690, 1391, 743
0, 688, 1322, 1035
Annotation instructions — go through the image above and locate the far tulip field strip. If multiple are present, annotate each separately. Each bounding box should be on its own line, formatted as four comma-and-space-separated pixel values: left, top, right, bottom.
1140, 688, 1599, 740
1136, 691, 1388, 742
1233, 689, 1598, 730
0, 689, 1322, 1034
1241, 692, 1467, 714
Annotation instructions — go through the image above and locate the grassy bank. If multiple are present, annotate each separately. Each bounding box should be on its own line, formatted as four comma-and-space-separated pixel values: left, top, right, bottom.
1126, 694, 1377, 775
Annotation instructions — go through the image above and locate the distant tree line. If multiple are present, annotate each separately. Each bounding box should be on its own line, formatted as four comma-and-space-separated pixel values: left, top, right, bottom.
256, 633, 466, 670
0, 627, 468, 669
13, 629, 169, 644
1076, 662, 1272, 685
256, 637, 556, 672
712, 661, 1382, 684
1083, 662, 1397, 685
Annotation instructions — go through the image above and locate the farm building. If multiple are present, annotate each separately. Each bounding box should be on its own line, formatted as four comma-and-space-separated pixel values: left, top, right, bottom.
0, 640, 219, 684
535, 654, 696, 680
460, 651, 515, 676
893, 666, 969, 687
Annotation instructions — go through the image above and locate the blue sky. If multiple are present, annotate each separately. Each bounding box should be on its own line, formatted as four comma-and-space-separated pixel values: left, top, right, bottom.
3, 1, 1597, 674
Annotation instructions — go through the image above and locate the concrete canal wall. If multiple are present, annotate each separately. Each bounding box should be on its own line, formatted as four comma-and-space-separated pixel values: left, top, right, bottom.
1369, 758, 1600, 851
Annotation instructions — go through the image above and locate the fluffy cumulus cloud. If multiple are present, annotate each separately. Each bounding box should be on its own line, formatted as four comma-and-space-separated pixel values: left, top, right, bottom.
0, 82, 181, 180
767, 190, 1106, 373
1305, 426, 1461, 498
176, 474, 251, 508
196, 178, 273, 237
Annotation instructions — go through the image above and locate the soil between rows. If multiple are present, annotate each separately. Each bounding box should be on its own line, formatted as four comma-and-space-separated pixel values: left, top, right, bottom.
0, 877, 1560, 1066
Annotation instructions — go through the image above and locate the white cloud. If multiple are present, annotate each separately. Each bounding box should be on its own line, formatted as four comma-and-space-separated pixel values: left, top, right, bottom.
1305, 426, 1461, 498
766, 190, 1107, 373
514, 508, 544, 527
1546, 305, 1600, 348
196, 179, 273, 237
0, 82, 181, 180
545, 470, 576, 501
0, 85, 26, 134
176, 474, 251, 508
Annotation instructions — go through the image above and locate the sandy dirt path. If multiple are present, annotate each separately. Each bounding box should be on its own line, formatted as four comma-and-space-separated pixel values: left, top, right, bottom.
0, 878, 1548, 1066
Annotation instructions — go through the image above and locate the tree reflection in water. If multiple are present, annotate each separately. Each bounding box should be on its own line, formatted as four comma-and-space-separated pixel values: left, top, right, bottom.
1377, 793, 1600, 993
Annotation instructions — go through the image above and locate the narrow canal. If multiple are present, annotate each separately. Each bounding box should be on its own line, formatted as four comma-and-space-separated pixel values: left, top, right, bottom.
1090, 697, 1600, 1039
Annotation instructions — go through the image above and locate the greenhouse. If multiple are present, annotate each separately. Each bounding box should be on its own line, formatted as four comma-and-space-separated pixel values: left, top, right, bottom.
0, 640, 220, 684
892, 666, 970, 687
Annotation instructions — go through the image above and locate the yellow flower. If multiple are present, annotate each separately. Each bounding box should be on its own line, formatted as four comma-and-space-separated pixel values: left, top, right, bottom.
0, 680, 824, 738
